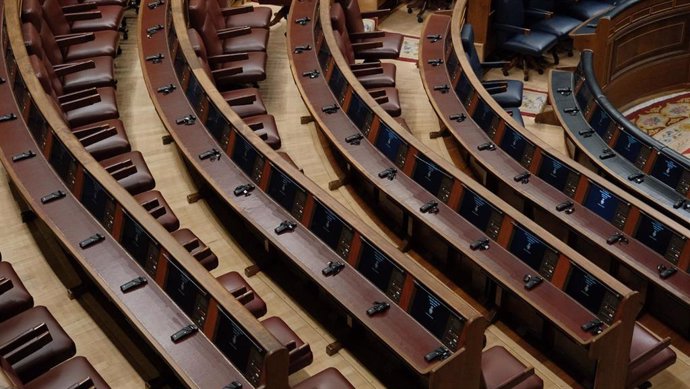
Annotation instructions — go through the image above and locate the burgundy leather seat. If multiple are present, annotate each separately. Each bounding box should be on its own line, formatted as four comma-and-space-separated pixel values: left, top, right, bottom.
0, 306, 76, 382
59, 0, 128, 6
243, 115, 281, 150
223, 5, 272, 29
369, 87, 401, 117
30, 54, 119, 128
189, 0, 268, 54
171, 229, 218, 270
332, 31, 396, 89
216, 271, 267, 318
222, 88, 268, 118
72, 119, 132, 161
22, 0, 119, 60
23, 23, 115, 93
1, 356, 110, 389
0, 263, 33, 323
293, 368, 355, 389
40, 0, 124, 34
337, 0, 402, 60
481, 346, 543, 389
99, 152, 155, 195
627, 324, 676, 388
188, 27, 267, 86
134, 190, 180, 232
261, 316, 312, 374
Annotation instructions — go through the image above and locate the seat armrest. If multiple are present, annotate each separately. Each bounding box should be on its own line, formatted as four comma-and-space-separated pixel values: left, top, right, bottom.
0, 277, 12, 295
254, 129, 268, 140
78, 127, 117, 147
4, 332, 52, 365
493, 23, 531, 35
351, 41, 383, 52
139, 198, 161, 211
373, 95, 389, 104
247, 121, 265, 131
228, 286, 248, 297
66, 377, 94, 389
352, 67, 383, 77
211, 66, 244, 79
525, 7, 553, 19
61, 94, 102, 112
0, 323, 49, 355
58, 87, 98, 103
481, 60, 510, 69
64, 10, 102, 22
226, 93, 257, 106
349, 31, 386, 39
361, 9, 390, 18
72, 123, 112, 136
235, 290, 255, 305
289, 344, 311, 360
62, 2, 97, 12
55, 33, 95, 47
350, 61, 382, 69
484, 83, 508, 94
493, 367, 535, 389
629, 337, 672, 371
368, 89, 386, 98
53, 60, 96, 77
217, 26, 251, 39
207, 53, 249, 65
221, 5, 253, 16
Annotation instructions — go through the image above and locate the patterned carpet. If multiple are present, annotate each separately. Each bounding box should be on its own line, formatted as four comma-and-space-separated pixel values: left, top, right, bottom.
626, 92, 690, 156
520, 88, 547, 117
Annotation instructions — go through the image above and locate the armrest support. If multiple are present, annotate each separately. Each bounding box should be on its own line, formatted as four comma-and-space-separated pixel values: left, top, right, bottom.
64, 11, 102, 22
493, 23, 531, 35
109, 164, 137, 180
4, 332, 52, 365
55, 33, 95, 48
72, 123, 113, 136
217, 26, 251, 39
0, 323, 48, 355
349, 31, 385, 40
253, 129, 268, 140
58, 87, 98, 103
228, 286, 248, 297
368, 89, 386, 98
220, 5, 253, 16
361, 9, 390, 18
350, 61, 382, 69
62, 1, 97, 12
192, 247, 212, 261
247, 121, 265, 131
207, 53, 249, 65
211, 66, 244, 79
0, 277, 12, 295
60, 94, 102, 112
235, 290, 255, 305
351, 41, 383, 51
139, 198, 161, 211
289, 344, 312, 360
53, 60, 96, 77
78, 127, 117, 147
353, 67, 383, 77
525, 7, 553, 20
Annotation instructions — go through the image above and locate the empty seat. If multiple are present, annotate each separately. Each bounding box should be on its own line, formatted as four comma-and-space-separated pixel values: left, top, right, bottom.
171, 229, 218, 270
369, 87, 401, 117
99, 152, 155, 195
23, 23, 116, 93
72, 119, 131, 161
627, 324, 676, 388
261, 316, 312, 374
0, 263, 33, 323
216, 271, 267, 318
30, 54, 120, 128
293, 368, 355, 389
22, 0, 119, 60
0, 356, 111, 389
222, 88, 268, 118
481, 346, 543, 389
0, 306, 76, 382
188, 0, 268, 54
223, 5, 272, 29
40, 0, 124, 34
134, 191, 180, 232
331, 27, 396, 89
243, 115, 281, 150
187, 27, 267, 87
337, 0, 402, 60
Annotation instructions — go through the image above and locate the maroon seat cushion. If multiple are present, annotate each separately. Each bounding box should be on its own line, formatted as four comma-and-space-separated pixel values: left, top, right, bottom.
356, 62, 396, 89
370, 87, 401, 117
481, 346, 543, 389
0, 262, 34, 323
0, 306, 76, 382
225, 6, 272, 29
222, 28, 269, 54
99, 151, 155, 195
243, 114, 281, 150
62, 56, 116, 93
627, 324, 677, 388
213, 52, 268, 87
171, 229, 218, 270
69, 5, 124, 33
261, 316, 312, 374
64, 30, 120, 61
221, 88, 267, 118
216, 271, 267, 318
24, 357, 110, 389
64, 86, 119, 128
134, 190, 180, 232
72, 119, 131, 161
293, 368, 355, 389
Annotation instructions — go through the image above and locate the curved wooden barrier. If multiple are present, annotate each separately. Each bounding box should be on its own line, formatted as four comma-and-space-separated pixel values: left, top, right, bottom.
137, 0, 494, 387
417, 4, 690, 340
288, 0, 647, 387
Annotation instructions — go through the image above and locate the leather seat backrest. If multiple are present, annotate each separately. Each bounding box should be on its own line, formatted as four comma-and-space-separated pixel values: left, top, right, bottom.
204, 0, 227, 32
20, 0, 44, 29
341, 0, 365, 34
187, 0, 207, 32
187, 29, 214, 79
460, 24, 483, 77
23, 18, 66, 66
29, 55, 64, 101
40, 0, 73, 36
330, 3, 348, 34
332, 30, 355, 64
